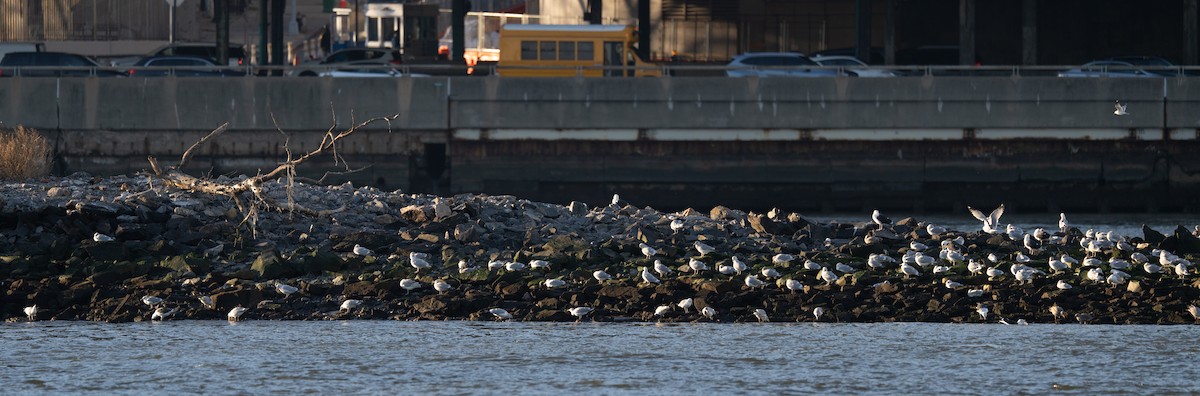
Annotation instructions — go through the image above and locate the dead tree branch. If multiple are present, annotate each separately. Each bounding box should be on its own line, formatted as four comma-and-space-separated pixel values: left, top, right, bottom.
147, 114, 398, 220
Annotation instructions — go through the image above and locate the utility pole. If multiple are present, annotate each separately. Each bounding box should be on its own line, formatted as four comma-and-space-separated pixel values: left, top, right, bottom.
216, 0, 229, 65
259, 0, 268, 65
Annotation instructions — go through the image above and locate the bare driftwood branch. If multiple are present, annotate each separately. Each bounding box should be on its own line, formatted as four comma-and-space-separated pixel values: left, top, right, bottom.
178, 122, 229, 169
147, 114, 398, 221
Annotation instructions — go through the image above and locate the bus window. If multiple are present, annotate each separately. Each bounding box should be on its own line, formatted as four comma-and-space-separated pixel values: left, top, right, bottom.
520, 41, 536, 60
578, 41, 594, 61
603, 41, 624, 76
539, 41, 556, 60
558, 41, 575, 61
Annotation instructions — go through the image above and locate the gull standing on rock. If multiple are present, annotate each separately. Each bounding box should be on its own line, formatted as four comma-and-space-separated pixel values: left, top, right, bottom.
1059, 213, 1070, 233
340, 299, 363, 312
654, 260, 673, 277
227, 306, 247, 322
275, 282, 299, 298
701, 306, 717, 320
1057, 280, 1073, 290
151, 307, 178, 321
568, 307, 594, 322
835, 262, 856, 274
772, 254, 795, 265
593, 270, 614, 282
818, 267, 838, 286
24, 305, 37, 321
944, 279, 963, 289
489, 308, 513, 320
641, 268, 661, 285
718, 264, 735, 275
399, 279, 421, 294
900, 263, 921, 279
871, 209, 891, 229
1187, 305, 1200, 321
93, 232, 115, 243
732, 256, 749, 274
688, 259, 709, 274
199, 296, 215, 310
639, 243, 658, 259
804, 259, 824, 271
785, 279, 803, 293
813, 307, 826, 322
410, 252, 431, 273
976, 304, 990, 321
670, 219, 685, 233
762, 267, 781, 278
744, 275, 765, 289
694, 241, 716, 256
753, 309, 769, 323
678, 298, 694, 313
967, 259, 984, 275
433, 279, 453, 293
926, 224, 946, 237
654, 305, 672, 317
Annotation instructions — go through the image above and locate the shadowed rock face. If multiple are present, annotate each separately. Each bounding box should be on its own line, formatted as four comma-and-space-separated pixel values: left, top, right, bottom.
2, 175, 1200, 324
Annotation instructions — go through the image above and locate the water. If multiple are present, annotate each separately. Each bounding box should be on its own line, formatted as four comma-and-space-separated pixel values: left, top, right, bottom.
2, 321, 1198, 394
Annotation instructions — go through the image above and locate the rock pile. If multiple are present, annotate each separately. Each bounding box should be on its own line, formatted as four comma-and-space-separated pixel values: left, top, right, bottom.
2, 173, 1199, 324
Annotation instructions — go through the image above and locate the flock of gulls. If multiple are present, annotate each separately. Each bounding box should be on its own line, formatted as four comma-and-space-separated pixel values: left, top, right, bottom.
18, 197, 1200, 324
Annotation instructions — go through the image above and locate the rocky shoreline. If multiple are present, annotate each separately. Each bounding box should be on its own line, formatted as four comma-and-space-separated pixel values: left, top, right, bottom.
3, 173, 1200, 324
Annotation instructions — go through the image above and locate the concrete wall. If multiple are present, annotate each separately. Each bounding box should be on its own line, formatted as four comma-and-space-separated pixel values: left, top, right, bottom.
3, 75, 1196, 132
2, 75, 1199, 211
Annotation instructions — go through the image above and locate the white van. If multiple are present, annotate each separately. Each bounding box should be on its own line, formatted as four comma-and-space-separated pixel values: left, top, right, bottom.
0, 42, 45, 62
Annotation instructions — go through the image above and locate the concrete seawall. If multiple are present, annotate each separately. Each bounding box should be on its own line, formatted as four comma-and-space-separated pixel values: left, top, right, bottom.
2, 76, 1198, 211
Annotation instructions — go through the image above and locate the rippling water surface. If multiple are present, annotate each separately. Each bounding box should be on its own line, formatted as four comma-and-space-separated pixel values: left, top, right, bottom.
2, 321, 1198, 394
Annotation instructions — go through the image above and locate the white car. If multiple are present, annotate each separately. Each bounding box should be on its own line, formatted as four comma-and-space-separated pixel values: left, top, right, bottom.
725, 52, 841, 78
810, 55, 897, 77
310, 61, 429, 78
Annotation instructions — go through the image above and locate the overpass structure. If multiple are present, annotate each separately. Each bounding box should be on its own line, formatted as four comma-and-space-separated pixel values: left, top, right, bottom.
2, 75, 1198, 212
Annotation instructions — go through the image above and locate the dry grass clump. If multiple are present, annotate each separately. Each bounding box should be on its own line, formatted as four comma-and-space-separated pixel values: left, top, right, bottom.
0, 126, 52, 180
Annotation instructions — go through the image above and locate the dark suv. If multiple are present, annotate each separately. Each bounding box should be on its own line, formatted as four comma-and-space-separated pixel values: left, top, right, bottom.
148, 43, 247, 66
0, 51, 126, 77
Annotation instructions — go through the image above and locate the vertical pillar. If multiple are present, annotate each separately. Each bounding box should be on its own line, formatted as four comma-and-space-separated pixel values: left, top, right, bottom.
452, 0, 468, 62
271, 0, 284, 66
1021, 0, 1036, 65
638, 0, 650, 60
216, 0, 229, 65
884, 0, 895, 65
258, 0, 268, 65
958, 0, 975, 65
586, 0, 603, 24
1185, 0, 1198, 64
855, 0, 872, 62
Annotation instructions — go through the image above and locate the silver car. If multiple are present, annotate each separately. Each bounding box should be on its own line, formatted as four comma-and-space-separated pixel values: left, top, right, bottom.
810, 55, 897, 77
725, 52, 840, 78
1057, 60, 1167, 78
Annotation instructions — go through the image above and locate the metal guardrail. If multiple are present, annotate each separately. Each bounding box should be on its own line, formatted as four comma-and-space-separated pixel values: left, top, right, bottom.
4, 64, 1200, 78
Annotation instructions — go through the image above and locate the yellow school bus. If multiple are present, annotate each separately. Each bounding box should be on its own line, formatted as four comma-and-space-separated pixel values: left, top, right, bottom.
497, 24, 662, 77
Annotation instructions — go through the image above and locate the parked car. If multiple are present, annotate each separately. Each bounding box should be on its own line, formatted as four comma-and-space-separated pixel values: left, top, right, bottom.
0, 51, 126, 77
811, 47, 885, 65
810, 55, 897, 77
111, 43, 247, 67
291, 48, 403, 76
1056, 60, 1169, 78
127, 56, 245, 77
313, 61, 429, 78
725, 52, 841, 78
0, 41, 44, 63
